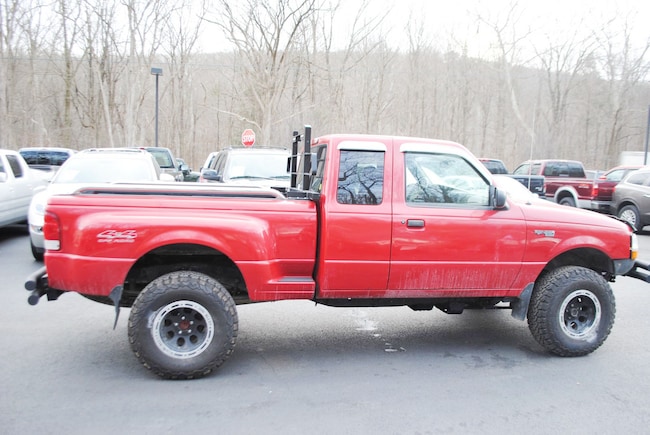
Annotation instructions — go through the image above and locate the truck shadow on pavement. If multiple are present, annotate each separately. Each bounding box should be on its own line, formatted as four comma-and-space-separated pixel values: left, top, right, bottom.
21, 300, 563, 382
0, 223, 28, 241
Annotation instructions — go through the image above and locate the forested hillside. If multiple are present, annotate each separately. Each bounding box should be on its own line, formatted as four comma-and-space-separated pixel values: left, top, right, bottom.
1, 0, 648, 170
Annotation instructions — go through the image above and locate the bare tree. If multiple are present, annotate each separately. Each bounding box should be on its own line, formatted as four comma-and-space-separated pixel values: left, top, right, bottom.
162, 0, 206, 163
476, 2, 537, 161
533, 28, 594, 159
593, 17, 650, 167
205, 0, 320, 145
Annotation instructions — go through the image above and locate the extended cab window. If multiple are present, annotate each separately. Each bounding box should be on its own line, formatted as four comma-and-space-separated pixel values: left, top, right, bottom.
405, 152, 489, 206
337, 150, 384, 205
309, 145, 327, 192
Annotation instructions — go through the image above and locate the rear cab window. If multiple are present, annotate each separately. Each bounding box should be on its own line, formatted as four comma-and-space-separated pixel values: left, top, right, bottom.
336, 150, 385, 205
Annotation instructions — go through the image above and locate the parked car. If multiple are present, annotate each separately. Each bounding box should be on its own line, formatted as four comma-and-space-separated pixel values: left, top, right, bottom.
478, 158, 509, 175
479, 158, 545, 197
176, 158, 200, 182
611, 167, 650, 232
28, 148, 175, 260
585, 169, 605, 179
1, 149, 49, 228
134, 147, 184, 181
199, 147, 291, 190
513, 159, 605, 209
199, 151, 220, 176
590, 165, 644, 213
19, 147, 76, 178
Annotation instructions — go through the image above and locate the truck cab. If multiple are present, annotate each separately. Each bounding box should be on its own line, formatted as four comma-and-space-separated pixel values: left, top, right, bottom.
307, 134, 522, 302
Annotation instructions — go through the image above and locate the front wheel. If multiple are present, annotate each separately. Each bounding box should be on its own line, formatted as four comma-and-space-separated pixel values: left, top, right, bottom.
128, 271, 238, 379
527, 266, 615, 357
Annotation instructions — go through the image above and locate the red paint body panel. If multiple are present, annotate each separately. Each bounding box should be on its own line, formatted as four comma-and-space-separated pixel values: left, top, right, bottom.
43, 134, 635, 306
45, 193, 318, 300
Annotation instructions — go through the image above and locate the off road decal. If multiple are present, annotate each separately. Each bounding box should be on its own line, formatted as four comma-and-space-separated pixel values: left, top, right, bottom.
97, 229, 137, 243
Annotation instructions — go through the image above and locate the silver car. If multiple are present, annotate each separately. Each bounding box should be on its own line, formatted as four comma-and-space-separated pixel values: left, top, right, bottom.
611, 168, 650, 232
28, 148, 174, 260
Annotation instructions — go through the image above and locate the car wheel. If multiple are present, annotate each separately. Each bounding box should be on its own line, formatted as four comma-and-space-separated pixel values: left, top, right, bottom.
527, 266, 615, 356
128, 271, 238, 379
30, 241, 44, 261
558, 196, 576, 207
618, 205, 640, 232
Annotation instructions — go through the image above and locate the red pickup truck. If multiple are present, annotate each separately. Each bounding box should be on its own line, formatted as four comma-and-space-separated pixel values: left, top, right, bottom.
513, 159, 605, 209
26, 127, 650, 379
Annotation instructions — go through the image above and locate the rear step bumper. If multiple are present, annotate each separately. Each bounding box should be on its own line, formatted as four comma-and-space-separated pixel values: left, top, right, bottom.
24, 266, 63, 305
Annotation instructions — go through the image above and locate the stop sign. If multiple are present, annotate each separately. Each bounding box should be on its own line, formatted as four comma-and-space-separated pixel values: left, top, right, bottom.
241, 129, 256, 147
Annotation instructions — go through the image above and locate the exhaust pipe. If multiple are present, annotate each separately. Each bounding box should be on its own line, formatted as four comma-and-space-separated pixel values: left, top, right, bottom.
25, 266, 47, 291
28, 289, 46, 305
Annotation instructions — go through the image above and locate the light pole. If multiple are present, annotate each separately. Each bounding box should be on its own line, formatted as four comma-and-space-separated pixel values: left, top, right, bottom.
150, 67, 163, 147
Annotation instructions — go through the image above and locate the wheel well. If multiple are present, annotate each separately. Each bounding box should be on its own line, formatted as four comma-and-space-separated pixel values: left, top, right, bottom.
542, 247, 615, 283
615, 200, 636, 214
120, 243, 249, 307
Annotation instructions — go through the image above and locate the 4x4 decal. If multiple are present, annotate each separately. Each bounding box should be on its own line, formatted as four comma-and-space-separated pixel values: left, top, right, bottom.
97, 229, 137, 243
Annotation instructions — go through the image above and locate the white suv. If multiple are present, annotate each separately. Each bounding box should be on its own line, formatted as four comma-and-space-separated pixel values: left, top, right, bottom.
28, 148, 174, 260
199, 147, 290, 190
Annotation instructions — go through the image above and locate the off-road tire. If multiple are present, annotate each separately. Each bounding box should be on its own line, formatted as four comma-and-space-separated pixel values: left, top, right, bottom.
527, 266, 615, 357
128, 271, 238, 379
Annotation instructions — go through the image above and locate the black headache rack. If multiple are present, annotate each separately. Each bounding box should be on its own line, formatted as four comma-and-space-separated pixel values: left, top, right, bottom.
285, 125, 320, 201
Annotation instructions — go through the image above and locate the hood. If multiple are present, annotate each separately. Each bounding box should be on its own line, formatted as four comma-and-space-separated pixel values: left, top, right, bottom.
516, 197, 629, 232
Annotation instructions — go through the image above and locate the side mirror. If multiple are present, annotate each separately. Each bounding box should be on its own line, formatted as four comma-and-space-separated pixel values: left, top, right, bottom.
201, 169, 223, 182
0, 172, 7, 183
491, 186, 507, 209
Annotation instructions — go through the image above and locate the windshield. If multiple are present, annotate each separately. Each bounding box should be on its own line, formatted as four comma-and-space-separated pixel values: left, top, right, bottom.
52, 157, 157, 183
225, 153, 290, 180
146, 149, 175, 169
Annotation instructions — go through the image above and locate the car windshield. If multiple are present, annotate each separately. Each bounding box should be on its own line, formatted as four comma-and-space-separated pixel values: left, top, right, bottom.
226, 153, 290, 180
52, 157, 155, 183
147, 149, 174, 168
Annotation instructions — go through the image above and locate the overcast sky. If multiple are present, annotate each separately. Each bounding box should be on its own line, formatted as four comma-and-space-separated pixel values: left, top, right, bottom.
196, 0, 650, 60
341, 0, 650, 54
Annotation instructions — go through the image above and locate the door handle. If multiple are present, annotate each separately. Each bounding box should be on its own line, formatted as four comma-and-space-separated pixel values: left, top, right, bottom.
406, 219, 425, 228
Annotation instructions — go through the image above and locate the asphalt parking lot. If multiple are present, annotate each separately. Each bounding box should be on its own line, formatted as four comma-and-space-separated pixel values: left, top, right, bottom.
2, 224, 650, 434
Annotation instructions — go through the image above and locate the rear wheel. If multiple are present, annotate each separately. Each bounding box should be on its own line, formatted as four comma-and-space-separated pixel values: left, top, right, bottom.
558, 196, 576, 207
618, 205, 640, 232
30, 241, 44, 261
527, 266, 615, 356
128, 271, 238, 379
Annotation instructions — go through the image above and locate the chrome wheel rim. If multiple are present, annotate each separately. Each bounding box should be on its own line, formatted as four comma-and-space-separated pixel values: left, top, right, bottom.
151, 300, 214, 359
